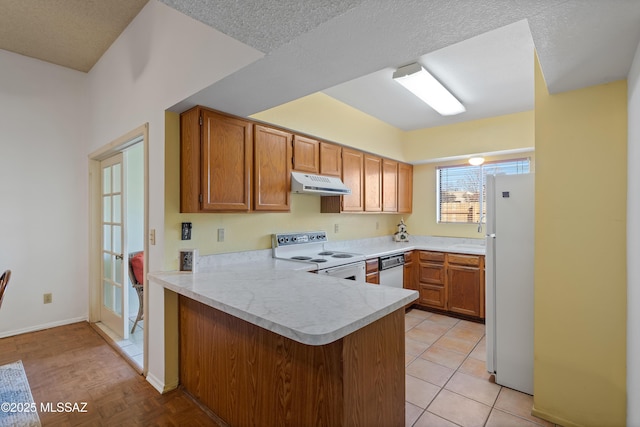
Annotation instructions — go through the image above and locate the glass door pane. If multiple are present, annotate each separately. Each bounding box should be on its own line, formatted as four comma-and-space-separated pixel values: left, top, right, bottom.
100, 153, 128, 338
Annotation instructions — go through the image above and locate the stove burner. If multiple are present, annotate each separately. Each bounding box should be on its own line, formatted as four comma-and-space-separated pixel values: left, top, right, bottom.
332, 254, 353, 258
318, 251, 334, 256
291, 256, 312, 261
310, 259, 328, 263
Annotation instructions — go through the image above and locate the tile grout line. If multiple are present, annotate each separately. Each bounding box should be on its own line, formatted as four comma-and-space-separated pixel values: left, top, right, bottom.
406, 312, 495, 426
405, 312, 550, 427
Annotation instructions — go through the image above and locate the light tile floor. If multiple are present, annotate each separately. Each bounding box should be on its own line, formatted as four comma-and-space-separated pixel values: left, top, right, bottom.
95, 317, 144, 369
404, 309, 556, 427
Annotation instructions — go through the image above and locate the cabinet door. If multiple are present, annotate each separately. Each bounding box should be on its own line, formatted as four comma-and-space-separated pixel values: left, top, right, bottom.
418, 284, 447, 309
319, 142, 342, 177
398, 162, 413, 214
418, 260, 446, 309
403, 251, 417, 308
180, 107, 201, 213
447, 264, 482, 317
341, 148, 364, 212
365, 258, 379, 284
200, 109, 253, 211
382, 159, 398, 212
254, 125, 292, 212
292, 135, 319, 173
403, 251, 417, 291
364, 154, 382, 212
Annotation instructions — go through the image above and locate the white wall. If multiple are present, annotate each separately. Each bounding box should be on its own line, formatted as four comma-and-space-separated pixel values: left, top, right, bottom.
0, 50, 89, 336
627, 39, 640, 427
84, 0, 262, 390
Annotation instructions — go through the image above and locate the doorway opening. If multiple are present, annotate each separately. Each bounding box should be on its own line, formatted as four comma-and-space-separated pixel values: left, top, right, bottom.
88, 124, 149, 375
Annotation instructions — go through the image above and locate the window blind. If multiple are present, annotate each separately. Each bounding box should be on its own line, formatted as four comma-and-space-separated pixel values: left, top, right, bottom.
437, 158, 530, 223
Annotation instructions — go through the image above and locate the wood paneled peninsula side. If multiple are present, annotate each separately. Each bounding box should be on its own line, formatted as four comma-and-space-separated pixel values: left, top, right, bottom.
150, 266, 417, 427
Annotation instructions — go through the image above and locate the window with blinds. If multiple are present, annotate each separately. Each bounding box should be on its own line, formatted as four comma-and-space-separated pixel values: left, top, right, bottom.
437, 158, 530, 223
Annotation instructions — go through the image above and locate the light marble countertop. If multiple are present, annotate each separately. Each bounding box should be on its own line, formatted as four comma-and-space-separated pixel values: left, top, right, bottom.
326, 235, 486, 258
149, 235, 484, 347
149, 266, 417, 346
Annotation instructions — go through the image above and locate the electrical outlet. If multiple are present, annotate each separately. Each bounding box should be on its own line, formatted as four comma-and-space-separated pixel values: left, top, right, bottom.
217, 228, 225, 242
150, 229, 156, 245
43, 293, 52, 304
334, 224, 339, 233
376, 221, 379, 230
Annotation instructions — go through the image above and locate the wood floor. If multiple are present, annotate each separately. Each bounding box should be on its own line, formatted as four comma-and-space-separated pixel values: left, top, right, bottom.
0, 322, 218, 426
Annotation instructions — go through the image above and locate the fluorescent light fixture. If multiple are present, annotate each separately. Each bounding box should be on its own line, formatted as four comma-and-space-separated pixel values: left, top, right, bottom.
392, 63, 465, 116
468, 156, 485, 166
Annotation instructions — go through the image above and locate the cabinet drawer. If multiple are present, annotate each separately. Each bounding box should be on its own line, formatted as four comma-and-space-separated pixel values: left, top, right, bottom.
418, 283, 446, 309
404, 251, 413, 263
419, 251, 445, 263
366, 272, 379, 285
418, 262, 445, 285
365, 258, 379, 274
447, 254, 482, 267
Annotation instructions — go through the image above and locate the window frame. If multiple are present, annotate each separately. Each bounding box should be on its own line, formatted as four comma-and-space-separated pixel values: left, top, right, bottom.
436, 158, 530, 224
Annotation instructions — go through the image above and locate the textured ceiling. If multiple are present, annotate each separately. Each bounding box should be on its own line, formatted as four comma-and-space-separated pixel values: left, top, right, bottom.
158, 0, 366, 53
3, 0, 640, 131
0, 0, 149, 72
165, 0, 640, 130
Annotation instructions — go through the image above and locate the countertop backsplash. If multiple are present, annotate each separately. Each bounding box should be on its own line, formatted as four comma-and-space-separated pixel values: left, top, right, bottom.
194, 234, 485, 272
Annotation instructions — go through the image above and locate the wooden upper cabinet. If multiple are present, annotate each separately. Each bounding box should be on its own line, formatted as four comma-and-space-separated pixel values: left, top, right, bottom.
180, 107, 201, 213
398, 162, 413, 214
292, 135, 319, 173
319, 142, 342, 177
254, 125, 292, 212
382, 159, 398, 212
341, 148, 364, 212
180, 107, 252, 213
364, 154, 382, 212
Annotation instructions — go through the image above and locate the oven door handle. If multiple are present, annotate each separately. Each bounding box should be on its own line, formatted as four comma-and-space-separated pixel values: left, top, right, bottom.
318, 262, 364, 276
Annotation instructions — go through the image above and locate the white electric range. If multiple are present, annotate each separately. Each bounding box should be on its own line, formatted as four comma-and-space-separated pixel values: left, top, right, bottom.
272, 231, 365, 282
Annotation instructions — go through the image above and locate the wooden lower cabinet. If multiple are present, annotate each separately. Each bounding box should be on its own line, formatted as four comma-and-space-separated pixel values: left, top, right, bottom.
447, 254, 485, 318
403, 251, 416, 290
179, 295, 405, 427
417, 251, 446, 309
366, 258, 380, 284
410, 250, 485, 319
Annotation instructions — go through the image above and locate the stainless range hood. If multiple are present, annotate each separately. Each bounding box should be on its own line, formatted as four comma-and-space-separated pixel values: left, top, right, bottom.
291, 172, 351, 196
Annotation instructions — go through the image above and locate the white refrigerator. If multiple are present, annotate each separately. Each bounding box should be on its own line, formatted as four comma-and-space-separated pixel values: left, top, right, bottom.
485, 173, 534, 395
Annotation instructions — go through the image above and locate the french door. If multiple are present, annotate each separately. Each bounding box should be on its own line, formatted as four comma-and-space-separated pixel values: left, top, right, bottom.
100, 153, 128, 338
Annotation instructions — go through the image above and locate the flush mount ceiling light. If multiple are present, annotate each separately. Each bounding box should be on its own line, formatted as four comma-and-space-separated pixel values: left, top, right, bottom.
392, 63, 465, 116
468, 157, 485, 166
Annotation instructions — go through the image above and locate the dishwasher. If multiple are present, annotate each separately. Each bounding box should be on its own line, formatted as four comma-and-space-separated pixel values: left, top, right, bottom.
379, 253, 404, 288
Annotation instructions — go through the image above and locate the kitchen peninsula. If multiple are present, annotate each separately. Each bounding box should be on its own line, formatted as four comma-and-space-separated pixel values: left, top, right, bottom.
150, 263, 418, 426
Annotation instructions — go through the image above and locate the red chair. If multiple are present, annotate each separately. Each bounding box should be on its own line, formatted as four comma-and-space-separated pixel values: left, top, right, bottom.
128, 253, 144, 333
0, 270, 11, 309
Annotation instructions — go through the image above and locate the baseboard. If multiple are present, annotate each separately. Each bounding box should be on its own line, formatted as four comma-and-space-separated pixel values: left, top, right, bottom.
0, 316, 88, 339
531, 404, 581, 427
146, 372, 179, 394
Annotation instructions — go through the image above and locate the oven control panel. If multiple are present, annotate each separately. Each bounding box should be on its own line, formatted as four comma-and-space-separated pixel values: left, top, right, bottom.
272, 231, 328, 247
